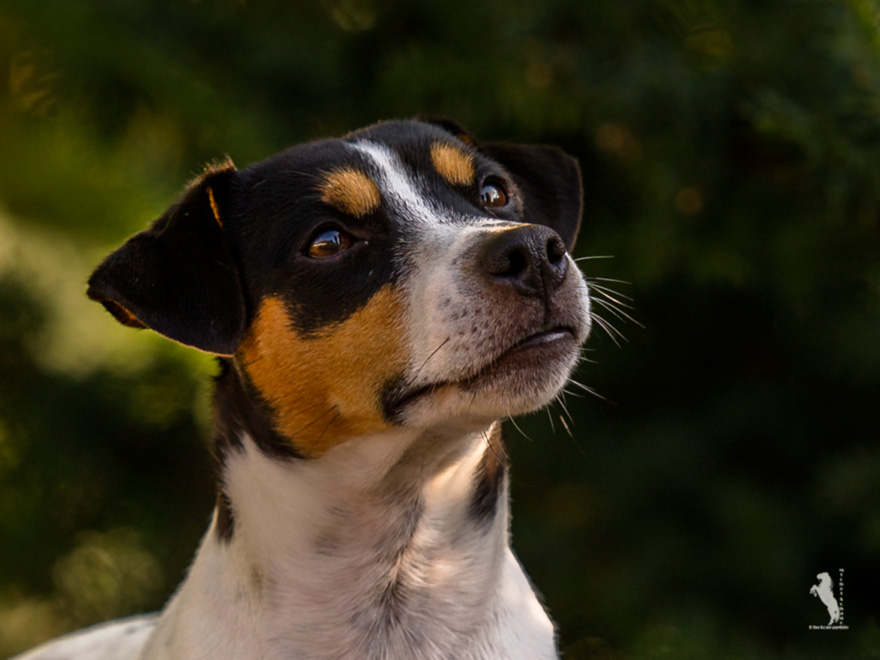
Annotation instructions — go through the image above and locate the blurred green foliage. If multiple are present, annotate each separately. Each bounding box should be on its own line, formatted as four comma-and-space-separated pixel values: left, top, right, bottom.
1, 0, 879, 657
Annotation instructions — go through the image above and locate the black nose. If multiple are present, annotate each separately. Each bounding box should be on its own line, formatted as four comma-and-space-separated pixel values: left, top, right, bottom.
479, 225, 568, 298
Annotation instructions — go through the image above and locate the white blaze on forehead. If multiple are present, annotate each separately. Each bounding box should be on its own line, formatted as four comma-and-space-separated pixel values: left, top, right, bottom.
351, 140, 518, 238
352, 140, 441, 229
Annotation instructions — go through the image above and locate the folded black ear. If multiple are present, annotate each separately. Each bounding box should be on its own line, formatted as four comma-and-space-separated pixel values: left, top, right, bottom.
87, 161, 246, 356
481, 142, 584, 251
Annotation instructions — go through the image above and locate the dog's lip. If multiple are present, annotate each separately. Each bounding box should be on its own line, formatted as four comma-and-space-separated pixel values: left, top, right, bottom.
506, 327, 575, 353
386, 325, 577, 415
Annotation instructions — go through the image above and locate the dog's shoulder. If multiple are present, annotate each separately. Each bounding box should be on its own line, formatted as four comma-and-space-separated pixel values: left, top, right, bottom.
12, 615, 157, 660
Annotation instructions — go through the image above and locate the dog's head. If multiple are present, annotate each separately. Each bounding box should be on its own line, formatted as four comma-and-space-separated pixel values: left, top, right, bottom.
88, 120, 591, 456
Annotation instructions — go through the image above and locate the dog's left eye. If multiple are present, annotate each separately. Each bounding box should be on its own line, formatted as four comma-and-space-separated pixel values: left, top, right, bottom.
479, 179, 509, 209
307, 228, 353, 259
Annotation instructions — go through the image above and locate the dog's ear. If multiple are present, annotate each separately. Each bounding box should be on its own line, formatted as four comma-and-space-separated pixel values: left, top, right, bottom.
87, 161, 246, 356
481, 142, 583, 251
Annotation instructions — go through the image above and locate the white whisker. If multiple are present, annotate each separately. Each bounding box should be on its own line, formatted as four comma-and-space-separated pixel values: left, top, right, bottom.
574, 255, 615, 262
555, 391, 575, 425
588, 282, 635, 306
590, 312, 626, 346
559, 415, 574, 439
559, 414, 574, 438
507, 415, 533, 442
586, 276, 632, 286
593, 297, 642, 328
569, 379, 615, 404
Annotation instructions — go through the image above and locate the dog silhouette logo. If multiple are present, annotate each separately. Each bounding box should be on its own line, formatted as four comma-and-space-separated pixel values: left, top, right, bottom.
809, 569, 848, 630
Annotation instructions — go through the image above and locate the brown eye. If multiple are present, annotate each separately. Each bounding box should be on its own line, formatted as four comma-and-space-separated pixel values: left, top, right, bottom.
479, 180, 509, 208
307, 228, 352, 258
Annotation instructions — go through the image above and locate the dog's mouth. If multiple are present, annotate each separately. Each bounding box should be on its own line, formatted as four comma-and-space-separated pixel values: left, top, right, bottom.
384, 325, 578, 419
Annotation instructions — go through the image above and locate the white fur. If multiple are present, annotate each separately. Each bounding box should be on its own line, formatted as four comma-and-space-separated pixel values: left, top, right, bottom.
12, 616, 157, 660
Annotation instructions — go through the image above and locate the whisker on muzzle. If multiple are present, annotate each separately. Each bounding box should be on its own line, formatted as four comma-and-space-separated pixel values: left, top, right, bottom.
481, 427, 509, 468
545, 407, 556, 434
290, 404, 339, 437
307, 411, 342, 456
554, 391, 575, 426
506, 414, 533, 442
568, 379, 615, 405
413, 336, 452, 381
573, 254, 615, 263
589, 311, 627, 346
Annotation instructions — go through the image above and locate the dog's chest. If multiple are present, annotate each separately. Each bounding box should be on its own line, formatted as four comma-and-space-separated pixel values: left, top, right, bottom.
229, 437, 508, 659
132, 432, 556, 660
258, 508, 505, 659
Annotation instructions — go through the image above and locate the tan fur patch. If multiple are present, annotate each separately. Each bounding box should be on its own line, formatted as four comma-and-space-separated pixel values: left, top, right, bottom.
237, 286, 407, 457
207, 187, 222, 227
431, 142, 475, 187
319, 168, 381, 217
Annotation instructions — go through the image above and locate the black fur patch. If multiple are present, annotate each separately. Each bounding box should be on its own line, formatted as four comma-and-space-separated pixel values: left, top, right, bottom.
211, 360, 302, 542
213, 359, 303, 463
379, 375, 413, 425
215, 488, 236, 543
469, 424, 508, 525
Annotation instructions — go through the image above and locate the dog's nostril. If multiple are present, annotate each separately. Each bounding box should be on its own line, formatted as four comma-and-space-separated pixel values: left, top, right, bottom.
495, 247, 529, 278
546, 237, 565, 264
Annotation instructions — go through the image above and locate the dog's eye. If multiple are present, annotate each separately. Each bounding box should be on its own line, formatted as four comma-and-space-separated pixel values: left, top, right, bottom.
479, 180, 509, 209
307, 228, 353, 259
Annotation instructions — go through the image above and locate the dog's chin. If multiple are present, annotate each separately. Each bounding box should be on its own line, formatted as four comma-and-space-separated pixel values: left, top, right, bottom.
392, 329, 581, 429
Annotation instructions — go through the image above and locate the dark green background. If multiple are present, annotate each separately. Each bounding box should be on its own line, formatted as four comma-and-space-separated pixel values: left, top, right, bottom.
1, 1, 878, 657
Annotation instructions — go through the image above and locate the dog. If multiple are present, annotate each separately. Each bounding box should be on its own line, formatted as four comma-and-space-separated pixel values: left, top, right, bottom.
810, 572, 841, 625
14, 119, 591, 660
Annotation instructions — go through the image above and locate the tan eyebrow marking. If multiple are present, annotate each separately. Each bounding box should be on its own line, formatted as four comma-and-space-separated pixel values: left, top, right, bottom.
207, 187, 222, 227
319, 167, 381, 217
430, 142, 475, 187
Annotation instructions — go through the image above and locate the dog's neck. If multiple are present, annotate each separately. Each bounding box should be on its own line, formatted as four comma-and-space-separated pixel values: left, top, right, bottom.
138, 368, 556, 660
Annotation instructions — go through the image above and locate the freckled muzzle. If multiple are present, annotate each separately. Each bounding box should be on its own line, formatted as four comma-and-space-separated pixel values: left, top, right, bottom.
386, 222, 591, 425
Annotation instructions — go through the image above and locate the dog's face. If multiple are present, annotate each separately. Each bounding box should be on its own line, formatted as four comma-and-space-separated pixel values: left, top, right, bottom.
88, 120, 590, 456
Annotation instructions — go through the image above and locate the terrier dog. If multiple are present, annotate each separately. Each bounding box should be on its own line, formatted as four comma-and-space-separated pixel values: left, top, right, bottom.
15, 119, 591, 660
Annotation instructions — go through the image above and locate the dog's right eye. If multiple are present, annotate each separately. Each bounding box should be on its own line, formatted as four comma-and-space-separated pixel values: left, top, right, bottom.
307, 228, 353, 259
